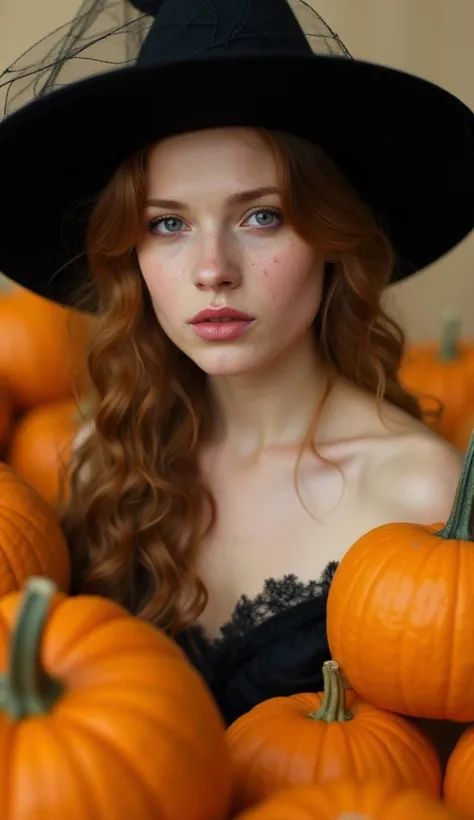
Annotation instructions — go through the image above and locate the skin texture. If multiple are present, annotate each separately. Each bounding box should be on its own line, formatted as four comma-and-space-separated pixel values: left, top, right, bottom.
135, 127, 465, 763
139, 128, 325, 383
136, 126, 463, 637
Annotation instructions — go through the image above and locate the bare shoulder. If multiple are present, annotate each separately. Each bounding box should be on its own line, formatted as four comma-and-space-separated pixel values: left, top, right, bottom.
367, 430, 463, 525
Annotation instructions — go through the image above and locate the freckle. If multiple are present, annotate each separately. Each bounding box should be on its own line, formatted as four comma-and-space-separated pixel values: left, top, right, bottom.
273, 256, 279, 263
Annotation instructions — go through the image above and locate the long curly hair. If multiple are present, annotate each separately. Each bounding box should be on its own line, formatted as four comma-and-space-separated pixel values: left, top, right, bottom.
61, 128, 422, 635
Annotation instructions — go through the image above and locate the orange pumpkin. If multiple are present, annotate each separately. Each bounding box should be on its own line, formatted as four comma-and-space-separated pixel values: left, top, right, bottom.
226, 660, 442, 813
233, 780, 464, 820
416, 393, 445, 436
327, 429, 474, 722
451, 413, 474, 453
0, 576, 232, 820
7, 397, 87, 506
399, 309, 474, 441
444, 724, 474, 814
0, 462, 70, 594
0, 285, 92, 410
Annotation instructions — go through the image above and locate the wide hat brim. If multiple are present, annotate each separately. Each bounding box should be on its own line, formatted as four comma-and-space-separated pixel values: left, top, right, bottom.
0, 51, 473, 310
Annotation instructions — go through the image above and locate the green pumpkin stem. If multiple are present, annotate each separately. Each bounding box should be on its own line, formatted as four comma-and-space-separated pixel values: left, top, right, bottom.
0, 577, 64, 721
439, 308, 461, 361
435, 427, 474, 542
308, 660, 353, 722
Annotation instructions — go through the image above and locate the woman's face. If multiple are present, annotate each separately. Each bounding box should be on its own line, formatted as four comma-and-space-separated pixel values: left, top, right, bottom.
137, 127, 325, 377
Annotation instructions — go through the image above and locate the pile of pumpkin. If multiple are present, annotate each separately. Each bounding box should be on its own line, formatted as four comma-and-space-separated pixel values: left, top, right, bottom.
0, 278, 93, 507
400, 307, 474, 452
0, 281, 474, 818
1, 421, 474, 817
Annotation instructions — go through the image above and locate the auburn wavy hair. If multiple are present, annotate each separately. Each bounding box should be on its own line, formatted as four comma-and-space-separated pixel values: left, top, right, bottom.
61, 128, 422, 635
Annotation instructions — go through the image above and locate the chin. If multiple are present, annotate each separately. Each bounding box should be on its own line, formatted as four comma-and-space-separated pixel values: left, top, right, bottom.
191, 349, 265, 377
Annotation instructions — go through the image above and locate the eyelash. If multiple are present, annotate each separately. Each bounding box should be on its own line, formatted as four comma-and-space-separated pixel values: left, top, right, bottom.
147, 206, 283, 235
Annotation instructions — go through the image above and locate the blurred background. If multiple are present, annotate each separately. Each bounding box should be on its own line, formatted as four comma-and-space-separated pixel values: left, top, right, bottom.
2, 0, 472, 342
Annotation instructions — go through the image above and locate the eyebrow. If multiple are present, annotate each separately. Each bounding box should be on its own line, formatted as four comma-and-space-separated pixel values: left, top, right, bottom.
145, 186, 281, 210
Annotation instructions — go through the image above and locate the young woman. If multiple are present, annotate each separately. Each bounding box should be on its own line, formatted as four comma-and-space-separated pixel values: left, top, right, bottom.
0, 0, 472, 735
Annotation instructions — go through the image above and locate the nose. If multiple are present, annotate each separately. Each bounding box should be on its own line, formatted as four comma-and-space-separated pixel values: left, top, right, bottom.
193, 232, 242, 292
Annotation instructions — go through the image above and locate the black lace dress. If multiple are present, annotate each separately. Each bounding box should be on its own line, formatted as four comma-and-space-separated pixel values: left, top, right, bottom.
176, 563, 338, 726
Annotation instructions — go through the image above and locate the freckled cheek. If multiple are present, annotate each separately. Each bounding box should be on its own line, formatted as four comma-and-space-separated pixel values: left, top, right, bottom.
255, 251, 319, 303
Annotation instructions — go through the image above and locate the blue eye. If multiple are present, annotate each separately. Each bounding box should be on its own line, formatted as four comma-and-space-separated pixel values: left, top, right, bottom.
245, 208, 282, 228
147, 206, 283, 236
149, 216, 186, 235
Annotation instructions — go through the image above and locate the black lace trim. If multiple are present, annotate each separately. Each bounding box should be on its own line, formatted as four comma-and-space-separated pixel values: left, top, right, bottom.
212, 562, 338, 647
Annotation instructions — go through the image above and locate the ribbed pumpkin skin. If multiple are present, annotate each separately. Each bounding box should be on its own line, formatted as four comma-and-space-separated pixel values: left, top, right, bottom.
0, 463, 70, 593
233, 780, 463, 820
326, 521, 474, 722
444, 724, 474, 814
0, 586, 232, 820
227, 688, 442, 812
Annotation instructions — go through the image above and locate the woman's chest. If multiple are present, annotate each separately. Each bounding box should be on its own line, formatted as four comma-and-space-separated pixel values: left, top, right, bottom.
194, 448, 390, 638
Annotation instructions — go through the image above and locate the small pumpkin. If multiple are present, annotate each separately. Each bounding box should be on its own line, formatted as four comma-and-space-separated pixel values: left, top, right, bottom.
444, 723, 474, 814
327, 428, 474, 722
233, 780, 464, 820
0, 285, 92, 410
0, 462, 70, 594
226, 660, 442, 813
7, 397, 88, 506
0, 577, 232, 820
399, 309, 474, 441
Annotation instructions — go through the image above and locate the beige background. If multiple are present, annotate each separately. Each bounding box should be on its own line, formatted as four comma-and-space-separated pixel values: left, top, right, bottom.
1, 0, 473, 341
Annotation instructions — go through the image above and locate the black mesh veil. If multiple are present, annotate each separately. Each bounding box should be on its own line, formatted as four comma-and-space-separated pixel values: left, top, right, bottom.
0, 0, 351, 118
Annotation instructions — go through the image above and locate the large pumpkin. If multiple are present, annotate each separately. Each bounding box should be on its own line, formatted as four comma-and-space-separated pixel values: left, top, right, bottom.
233, 780, 463, 820
444, 724, 474, 814
0, 285, 92, 410
0, 463, 70, 594
227, 660, 441, 813
399, 309, 474, 441
326, 429, 474, 722
0, 577, 231, 820
7, 397, 87, 506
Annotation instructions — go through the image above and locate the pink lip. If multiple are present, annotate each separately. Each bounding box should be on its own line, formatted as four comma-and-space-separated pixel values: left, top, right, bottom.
189, 307, 254, 342
188, 306, 255, 342
191, 320, 253, 341
189, 306, 254, 323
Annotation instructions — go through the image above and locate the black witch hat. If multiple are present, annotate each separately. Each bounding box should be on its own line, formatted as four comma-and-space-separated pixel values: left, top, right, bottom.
0, 0, 472, 309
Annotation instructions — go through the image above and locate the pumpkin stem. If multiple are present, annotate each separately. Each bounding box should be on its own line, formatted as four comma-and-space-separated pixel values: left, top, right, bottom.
308, 660, 353, 722
438, 307, 461, 361
0, 577, 65, 720
435, 427, 474, 542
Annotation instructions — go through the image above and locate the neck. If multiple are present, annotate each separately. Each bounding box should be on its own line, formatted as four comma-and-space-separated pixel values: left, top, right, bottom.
207, 330, 330, 457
